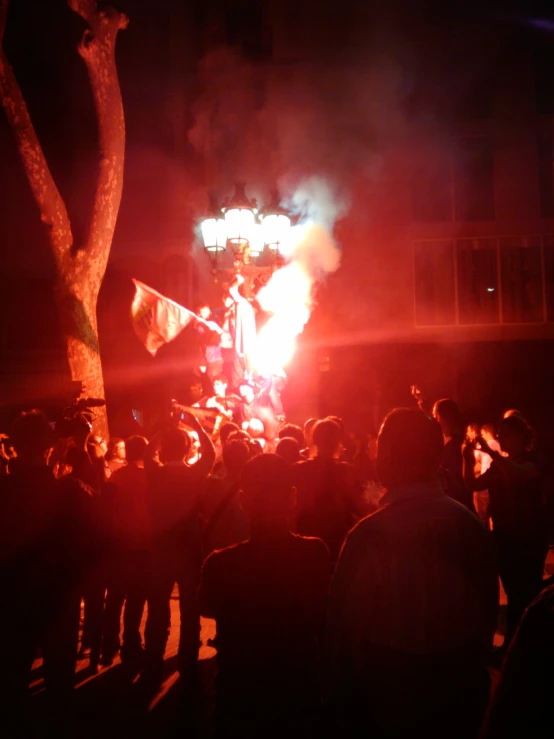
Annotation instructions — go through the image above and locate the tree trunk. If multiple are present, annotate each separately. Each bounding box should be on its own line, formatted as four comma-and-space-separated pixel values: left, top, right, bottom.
55, 283, 107, 434
0, 0, 128, 439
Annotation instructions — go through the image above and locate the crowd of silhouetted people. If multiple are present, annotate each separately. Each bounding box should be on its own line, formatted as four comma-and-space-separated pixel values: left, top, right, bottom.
0, 391, 553, 738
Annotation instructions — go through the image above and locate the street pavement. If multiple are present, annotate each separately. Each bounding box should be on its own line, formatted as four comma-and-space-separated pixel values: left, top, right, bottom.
25, 548, 554, 737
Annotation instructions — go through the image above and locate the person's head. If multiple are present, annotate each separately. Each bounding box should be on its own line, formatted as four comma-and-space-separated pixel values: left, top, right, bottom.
227, 429, 251, 443
88, 437, 106, 461
303, 417, 318, 446
312, 418, 342, 458
377, 408, 444, 489
239, 383, 255, 405
432, 398, 463, 437
213, 374, 228, 398
222, 439, 250, 478
248, 439, 264, 457
108, 437, 126, 461
10, 409, 55, 464
187, 430, 201, 462
247, 418, 265, 439
503, 408, 527, 422
219, 421, 240, 445
125, 435, 148, 464
160, 427, 191, 464
481, 424, 497, 442
326, 415, 345, 434
276, 436, 301, 464
498, 416, 535, 457
197, 304, 211, 320
91, 435, 108, 457
278, 423, 305, 448
189, 381, 203, 403
240, 453, 294, 531
466, 423, 480, 442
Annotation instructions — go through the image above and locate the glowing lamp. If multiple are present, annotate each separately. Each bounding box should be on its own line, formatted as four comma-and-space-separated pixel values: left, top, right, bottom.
262, 213, 291, 253
222, 181, 258, 247
224, 208, 256, 247
198, 183, 293, 270
249, 222, 264, 257
201, 216, 227, 253
259, 190, 292, 255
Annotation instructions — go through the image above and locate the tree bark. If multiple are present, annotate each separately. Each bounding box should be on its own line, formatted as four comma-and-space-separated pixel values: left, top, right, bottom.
0, 0, 128, 438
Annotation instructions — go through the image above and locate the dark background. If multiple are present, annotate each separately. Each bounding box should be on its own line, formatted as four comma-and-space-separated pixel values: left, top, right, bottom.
1, 0, 554, 440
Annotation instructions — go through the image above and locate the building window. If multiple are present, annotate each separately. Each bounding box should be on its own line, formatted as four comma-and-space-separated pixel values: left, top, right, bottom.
456, 238, 499, 323
414, 240, 456, 325
538, 128, 554, 218
453, 137, 495, 221
499, 236, 544, 323
415, 235, 553, 327
411, 137, 495, 224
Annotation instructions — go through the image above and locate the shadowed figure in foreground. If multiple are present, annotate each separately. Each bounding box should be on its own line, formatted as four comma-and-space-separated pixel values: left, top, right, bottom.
464, 414, 548, 656
481, 584, 554, 739
325, 408, 498, 739
0, 410, 101, 732
144, 412, 215, 688
200, 453, 330, 738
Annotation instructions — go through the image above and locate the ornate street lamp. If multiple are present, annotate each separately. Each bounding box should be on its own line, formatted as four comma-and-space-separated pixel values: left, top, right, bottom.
259, 190, 292, 256
199, 182, 292, 274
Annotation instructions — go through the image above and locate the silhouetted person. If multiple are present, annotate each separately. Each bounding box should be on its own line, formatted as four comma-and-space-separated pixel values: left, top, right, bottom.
277, 423, 305, 448
432, 397, 474, 510
106, 436, 126, 477
276, 436, 301, 464
195, 303, 224, 381
301, 417, 319, 459
294, 418, 366, 566
219, 421, 240, 446
143, 412, 215, 687
412, 388, 473, 510
481, 584, 554, 739
464, 415, 547, 653
0, 410, 100, 726
202, 439, 251, 557
326, 408, 498, 739
101, 435, 150, 667
200, 454, 330, 737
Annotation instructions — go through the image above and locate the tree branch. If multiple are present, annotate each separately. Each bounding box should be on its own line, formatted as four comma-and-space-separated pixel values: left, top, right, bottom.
68, 0, 128, 293
0, 0, 73, 263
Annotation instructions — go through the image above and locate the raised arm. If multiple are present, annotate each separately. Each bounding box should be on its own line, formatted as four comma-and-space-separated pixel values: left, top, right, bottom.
145, 428, 164, 471
476, 436, 539, 484
182, 411, 215, 477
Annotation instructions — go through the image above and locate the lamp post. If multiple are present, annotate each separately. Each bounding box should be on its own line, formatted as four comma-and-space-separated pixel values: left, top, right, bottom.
199, 182, 292, 282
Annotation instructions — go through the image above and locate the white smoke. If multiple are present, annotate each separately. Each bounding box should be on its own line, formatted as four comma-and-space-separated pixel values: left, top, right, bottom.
284, 176, 350, 233
283, 176, 344, 278
252, 178, 343, 374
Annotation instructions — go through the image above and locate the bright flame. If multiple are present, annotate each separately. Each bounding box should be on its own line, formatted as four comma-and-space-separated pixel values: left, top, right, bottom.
252, 262, 312, 376
249, 179, 343, 377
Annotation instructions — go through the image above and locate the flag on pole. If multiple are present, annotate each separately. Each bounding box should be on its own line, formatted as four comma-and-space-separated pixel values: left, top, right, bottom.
131, 279, 196, 356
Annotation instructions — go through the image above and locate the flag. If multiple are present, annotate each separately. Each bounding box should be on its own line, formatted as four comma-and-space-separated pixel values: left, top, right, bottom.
131, 279, 195, 356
